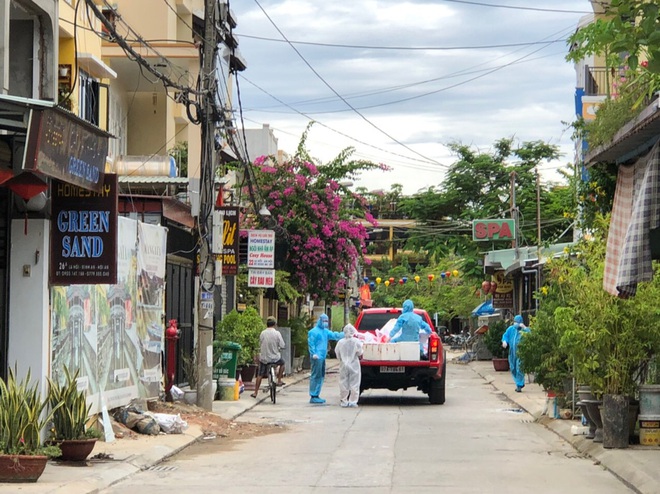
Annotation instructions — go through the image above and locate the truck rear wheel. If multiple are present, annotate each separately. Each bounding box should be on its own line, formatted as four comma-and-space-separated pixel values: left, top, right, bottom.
428, 360, 446, 405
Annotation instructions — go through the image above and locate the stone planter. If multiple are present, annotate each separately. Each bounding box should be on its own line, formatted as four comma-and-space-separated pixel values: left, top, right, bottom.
582, 399, 604, 443
183, 389, 197, 405
602, 394, 630, 449
0, 454, 48, 482
639, 384, 660, 415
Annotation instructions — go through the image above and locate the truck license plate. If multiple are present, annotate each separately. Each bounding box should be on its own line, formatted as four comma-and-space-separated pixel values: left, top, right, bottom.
380, 366, 405, 373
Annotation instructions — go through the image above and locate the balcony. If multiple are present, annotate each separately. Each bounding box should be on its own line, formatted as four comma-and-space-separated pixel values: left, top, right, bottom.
584, 65, 614, 97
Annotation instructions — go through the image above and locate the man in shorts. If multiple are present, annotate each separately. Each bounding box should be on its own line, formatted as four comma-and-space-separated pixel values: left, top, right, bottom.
250, 316, 286, 398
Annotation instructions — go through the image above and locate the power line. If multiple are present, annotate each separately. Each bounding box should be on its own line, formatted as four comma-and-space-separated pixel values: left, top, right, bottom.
437, 0, 590, 14
236, 33, 569, 51
252, 0, 445, 168
238, 76, 448, 170
245, 50, 568, 115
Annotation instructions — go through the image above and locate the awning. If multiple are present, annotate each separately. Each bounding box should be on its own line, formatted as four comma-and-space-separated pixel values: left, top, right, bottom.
585, 98, 660, 166
472, 299, 495, 317
0, 94, 113, 192
77, 52, 118, 79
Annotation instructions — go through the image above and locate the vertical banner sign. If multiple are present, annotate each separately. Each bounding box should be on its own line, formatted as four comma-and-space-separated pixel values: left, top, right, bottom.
247, 230, 275, 268
136, 222, 167, 399
218, 206, 239, 275
50, 174, 118, 285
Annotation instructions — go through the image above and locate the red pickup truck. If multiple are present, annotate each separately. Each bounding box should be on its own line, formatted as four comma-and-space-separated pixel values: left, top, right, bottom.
354, 307, 446, 404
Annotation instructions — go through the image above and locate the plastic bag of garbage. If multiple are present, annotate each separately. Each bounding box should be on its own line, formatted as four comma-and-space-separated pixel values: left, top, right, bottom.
151, 413, 189, 434
170, 385, 184, 401
136, 415, 160, 435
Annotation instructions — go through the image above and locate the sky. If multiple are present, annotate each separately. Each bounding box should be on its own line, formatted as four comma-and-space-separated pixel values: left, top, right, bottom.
227, 0, 594, 195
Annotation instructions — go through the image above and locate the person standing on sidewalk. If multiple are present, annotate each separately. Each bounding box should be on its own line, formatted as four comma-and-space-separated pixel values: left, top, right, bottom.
308, 314, 343, 404
250, 317, 286, 398
501, 314, 530, 392
335, 323, 364, 408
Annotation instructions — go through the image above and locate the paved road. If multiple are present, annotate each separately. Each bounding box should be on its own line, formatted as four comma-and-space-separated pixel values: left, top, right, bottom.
100, 362, 633, 494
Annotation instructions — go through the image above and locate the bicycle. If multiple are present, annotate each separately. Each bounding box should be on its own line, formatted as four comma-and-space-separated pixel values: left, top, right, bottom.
266, 362, 277, 404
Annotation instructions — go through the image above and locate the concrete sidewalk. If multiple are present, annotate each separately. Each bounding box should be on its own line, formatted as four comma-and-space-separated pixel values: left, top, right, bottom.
468, 359, 660, 494
0, 368, 314, 494
1, 359, 658, 493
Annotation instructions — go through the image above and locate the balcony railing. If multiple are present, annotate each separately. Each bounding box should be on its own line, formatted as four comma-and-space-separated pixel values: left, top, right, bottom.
584, 65, 613, 96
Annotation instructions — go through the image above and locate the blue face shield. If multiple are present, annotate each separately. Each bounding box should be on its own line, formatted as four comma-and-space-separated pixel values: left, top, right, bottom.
323, 322, 329, 328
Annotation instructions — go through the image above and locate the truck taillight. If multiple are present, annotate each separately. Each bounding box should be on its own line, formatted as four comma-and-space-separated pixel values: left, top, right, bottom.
429, 337, 438, 361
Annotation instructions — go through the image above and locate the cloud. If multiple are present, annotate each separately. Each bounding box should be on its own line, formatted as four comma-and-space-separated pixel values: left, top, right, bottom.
230, 0, 589, 194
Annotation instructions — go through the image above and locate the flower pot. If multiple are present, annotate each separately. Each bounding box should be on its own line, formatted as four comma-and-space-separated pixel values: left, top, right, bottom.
240, 364, 257, 383
577, 401, 597, 439
582, 399, 604, 443
492, 357, 509, 372
183, 389, 197, 405
639, 384, 660, 415
57, 438, 97, 462
0, 454, 48, 482
602, 394, 629, 449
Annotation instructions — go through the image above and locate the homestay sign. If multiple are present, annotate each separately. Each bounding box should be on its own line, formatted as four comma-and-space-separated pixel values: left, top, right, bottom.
50, 174, 118, 285
472, 219, 516, 241
247, 229, 275, 268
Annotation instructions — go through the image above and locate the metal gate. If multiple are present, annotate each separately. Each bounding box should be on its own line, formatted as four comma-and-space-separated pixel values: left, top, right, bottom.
165, 260, 194, 384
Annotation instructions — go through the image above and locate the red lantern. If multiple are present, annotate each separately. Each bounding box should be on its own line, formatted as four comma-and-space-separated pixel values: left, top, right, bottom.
3, 172, 48, 200
399, 279, 404, 285
0, 169, 13, 185
428, 274, 435, 282
481, 281, 491, 293
389, 277, 395, 284
445, 271, 451, 278
489, 282, 498, 294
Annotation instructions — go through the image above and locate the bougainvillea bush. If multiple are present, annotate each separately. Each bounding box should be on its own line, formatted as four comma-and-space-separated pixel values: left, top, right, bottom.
246, 128, 386, 300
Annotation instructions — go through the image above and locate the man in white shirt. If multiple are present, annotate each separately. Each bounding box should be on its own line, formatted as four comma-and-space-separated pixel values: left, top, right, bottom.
250, 316, 286, 398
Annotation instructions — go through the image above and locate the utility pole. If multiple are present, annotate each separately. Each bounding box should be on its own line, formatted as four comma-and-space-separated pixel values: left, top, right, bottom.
509, 171, 517, 251
196, 0, 219, 411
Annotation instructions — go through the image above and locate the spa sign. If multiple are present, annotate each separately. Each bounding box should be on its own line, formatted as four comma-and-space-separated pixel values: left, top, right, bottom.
50, 174, 118, 285
472, 219, 516, 241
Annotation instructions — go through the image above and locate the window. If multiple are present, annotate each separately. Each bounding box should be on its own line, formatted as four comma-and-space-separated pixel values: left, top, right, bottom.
78, 69, 100, 126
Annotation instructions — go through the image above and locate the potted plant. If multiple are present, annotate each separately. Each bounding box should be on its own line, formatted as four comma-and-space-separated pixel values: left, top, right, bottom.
483, 319, 509, 371
0, 368, 61, 482
538, 220, 660, 448
215, 308, 263, 382
181, 352, 199, 405
47, 367, 100, 462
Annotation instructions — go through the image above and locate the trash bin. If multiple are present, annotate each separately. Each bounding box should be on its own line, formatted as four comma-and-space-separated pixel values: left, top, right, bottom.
214, 342, 241, 380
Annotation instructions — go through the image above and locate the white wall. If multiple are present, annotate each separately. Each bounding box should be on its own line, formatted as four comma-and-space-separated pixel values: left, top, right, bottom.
8, 219, 50, 394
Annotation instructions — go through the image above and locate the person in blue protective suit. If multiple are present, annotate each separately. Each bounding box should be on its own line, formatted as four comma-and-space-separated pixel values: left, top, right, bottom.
501, 315, 531, 392
308, 314, 343, 404
389, 299, 432, 356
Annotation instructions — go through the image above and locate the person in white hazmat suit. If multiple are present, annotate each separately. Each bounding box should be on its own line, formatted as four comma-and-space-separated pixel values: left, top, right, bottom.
335, 324, 364, 408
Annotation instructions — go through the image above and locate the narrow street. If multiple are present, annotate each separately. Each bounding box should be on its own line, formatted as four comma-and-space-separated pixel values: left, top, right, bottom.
99, 362, 633, 494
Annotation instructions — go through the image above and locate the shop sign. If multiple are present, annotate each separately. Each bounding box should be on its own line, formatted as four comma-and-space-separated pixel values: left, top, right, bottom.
217, 206, 239, 275
248, 269, 275, 288
50, 174, 118, 285
247, 229, 275, 269
472, 219, 515, 241
24, 108, 108, 192
492, 271, 514, 309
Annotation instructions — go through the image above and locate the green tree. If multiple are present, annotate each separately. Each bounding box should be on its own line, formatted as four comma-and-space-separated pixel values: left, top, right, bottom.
399, 138, 569, 278
566, 1, 660, 73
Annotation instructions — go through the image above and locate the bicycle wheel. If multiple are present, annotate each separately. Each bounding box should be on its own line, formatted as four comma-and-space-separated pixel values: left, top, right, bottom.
269, 366, 277, 404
